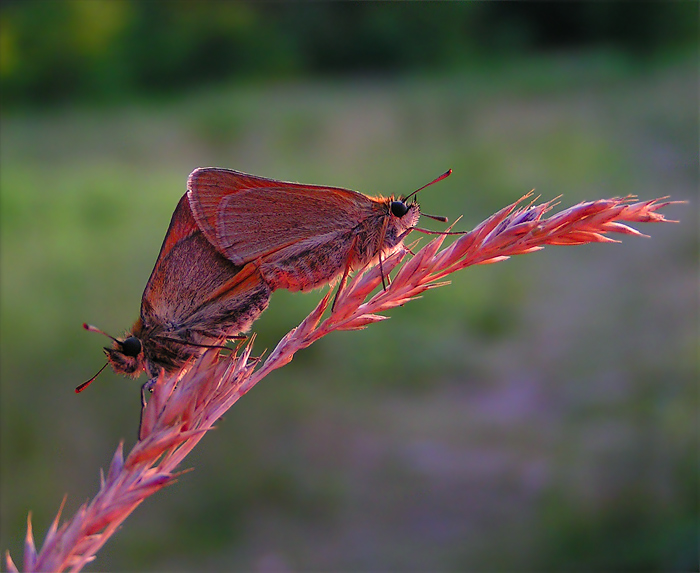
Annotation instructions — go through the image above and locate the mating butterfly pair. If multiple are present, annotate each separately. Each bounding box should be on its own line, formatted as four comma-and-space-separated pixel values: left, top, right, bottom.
80, 167, 451, 400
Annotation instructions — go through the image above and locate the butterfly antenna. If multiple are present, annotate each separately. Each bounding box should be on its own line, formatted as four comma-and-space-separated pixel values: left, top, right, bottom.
83, 322, 121, 344
75, 362, 109, 393
422, 212, 449, 223
403, 169, 452, 203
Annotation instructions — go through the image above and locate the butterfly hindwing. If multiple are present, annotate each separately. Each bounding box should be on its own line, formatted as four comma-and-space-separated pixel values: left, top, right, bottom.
139, 194, 270, 372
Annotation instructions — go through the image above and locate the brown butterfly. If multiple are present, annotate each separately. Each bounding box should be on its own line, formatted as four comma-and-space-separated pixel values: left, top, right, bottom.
187, 167, 450, 300
79, 192, 271, 398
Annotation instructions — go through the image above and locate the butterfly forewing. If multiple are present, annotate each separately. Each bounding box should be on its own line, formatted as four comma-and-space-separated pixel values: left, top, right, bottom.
187, 168, 379, 265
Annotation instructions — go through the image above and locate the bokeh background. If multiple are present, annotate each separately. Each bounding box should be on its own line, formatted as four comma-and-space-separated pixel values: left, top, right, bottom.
1, 2, 697, 570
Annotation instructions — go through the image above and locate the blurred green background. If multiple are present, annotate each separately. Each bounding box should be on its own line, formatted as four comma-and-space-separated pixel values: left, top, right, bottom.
1, 2, 697, 570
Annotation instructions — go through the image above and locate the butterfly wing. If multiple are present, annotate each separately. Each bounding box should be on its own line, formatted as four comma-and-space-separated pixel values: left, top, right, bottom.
139, 194, 270, 373
187, 168, 380, 265
144, 193, 199, 297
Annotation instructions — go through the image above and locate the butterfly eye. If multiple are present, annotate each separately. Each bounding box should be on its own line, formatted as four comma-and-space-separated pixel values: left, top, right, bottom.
390, 201, 409, 218
120, 336, 142, 357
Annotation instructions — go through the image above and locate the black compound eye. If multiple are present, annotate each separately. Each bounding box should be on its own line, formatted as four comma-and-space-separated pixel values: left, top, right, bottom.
120, 336, 142, 357
390, 200, 409, 217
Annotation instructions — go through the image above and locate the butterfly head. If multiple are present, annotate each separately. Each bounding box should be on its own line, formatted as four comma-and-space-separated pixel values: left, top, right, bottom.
104, 333, 145, 377
77, 322, 147, 393
388, 198, 421, 236
390, 198, 420, 218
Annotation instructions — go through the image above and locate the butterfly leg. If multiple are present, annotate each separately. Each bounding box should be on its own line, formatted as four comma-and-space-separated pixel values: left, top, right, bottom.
137, 377, 158, 439
376, 217, 391, 291
378, 252, 392, 291
331, 262, 351, 312
331, 236, 360, 312
141, 377, 157, 408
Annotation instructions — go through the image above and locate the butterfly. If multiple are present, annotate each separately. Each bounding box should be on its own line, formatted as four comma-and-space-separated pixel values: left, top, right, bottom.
187, 167, 450, 299
79, 192, 271, 397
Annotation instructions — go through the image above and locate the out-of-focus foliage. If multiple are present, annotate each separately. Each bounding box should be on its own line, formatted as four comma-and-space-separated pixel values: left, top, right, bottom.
1, 1, 696, 106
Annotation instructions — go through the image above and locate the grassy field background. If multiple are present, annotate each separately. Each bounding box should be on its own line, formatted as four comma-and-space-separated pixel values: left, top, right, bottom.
1, 47, 697, 570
